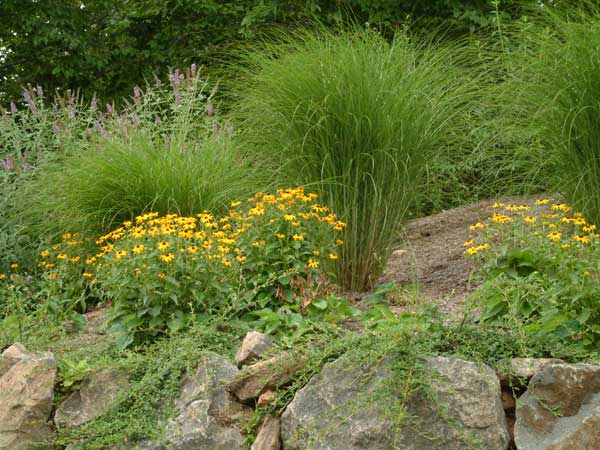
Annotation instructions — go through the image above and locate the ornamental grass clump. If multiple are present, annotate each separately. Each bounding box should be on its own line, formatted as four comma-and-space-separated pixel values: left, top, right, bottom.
38, 188, 344, 348
232, 27, 474, 291
465, 199, 600, 348
505, 4, 600, 225
19, 67, 264, 238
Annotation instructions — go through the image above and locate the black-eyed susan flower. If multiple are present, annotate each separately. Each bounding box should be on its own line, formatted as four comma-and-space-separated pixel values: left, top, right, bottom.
328, 253, 338, 260
0, 274, 6, 280
158, 273, 166, 279
133, 244, 145, 254
574, 235, 590, 244
160, 253, 175, 263
57, 253, 68, 260
158, 241, 170, 251
83, 272, 93, 278
293, 234, 304, 241
70, 256, 81, 263
9, 263, 18, 269
114, 250, 128, 261
284, 214, 296, 221
547, 231, 562, 242
308, 258, 319, 268
187, 245, 198, 254
41, 250, 50, 258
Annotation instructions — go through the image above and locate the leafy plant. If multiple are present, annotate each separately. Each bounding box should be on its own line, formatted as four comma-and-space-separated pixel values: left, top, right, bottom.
232, 27, 475, 291
466, 199, 600, 348
38, 188, 344, 348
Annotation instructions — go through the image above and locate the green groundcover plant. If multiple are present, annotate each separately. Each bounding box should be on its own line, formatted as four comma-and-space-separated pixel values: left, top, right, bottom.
232, 27, 475, 291
465, 199, 600, 348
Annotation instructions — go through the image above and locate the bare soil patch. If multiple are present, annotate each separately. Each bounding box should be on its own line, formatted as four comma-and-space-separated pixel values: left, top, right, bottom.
380, 194, 547, 316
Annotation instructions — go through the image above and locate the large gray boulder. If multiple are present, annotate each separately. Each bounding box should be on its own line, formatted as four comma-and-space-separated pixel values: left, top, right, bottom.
515, 363, 600, 450
281, 355, 509, 450
55, 367, 130, 428
0, 343, 57, 450
153, 352, 251, 450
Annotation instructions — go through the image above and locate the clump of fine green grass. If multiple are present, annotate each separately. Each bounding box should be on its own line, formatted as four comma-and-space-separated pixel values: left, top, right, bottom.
17, 70, 266, 237
504, 3, 600, 224
231, 27, 477, 291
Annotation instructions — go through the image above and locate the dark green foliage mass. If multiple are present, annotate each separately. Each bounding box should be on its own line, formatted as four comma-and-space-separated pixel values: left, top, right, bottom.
1, 0, 529, 104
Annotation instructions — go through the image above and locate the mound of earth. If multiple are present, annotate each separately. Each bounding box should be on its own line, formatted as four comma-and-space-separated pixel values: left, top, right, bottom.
380, 194, 548, 316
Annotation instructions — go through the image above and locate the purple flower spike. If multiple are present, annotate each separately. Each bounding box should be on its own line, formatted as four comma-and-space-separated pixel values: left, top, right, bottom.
36, 85, 44, 98
10, 102, 17, 114
191, 63, 197, 78
22, 162, 30, 173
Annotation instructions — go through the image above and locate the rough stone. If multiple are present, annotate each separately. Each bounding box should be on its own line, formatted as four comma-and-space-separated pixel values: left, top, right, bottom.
251, 416, 281, 450
235, 331, 273, 368
281, 355, 509, 450
0, 343, 57, 450
497, 358, 564, 385
515, 363, 600, 450
228, 353, 302, 403
159, 352, 252, 450
55, 367, 130, 428
257, 390, 276, 408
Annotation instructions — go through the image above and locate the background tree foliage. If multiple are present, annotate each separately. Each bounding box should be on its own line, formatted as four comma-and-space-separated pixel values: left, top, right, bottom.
0, 0, 527, 104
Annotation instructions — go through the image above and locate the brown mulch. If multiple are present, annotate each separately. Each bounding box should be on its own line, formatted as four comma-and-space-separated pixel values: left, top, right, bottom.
379, 194, 548, 317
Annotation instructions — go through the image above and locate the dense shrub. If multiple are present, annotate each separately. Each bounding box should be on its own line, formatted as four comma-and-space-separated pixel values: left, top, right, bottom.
232, 28, 475, 291
466, 199, 600, 348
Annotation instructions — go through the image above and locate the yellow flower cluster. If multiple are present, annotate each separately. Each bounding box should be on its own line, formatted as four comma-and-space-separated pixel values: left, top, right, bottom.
38, 188, 345, 284
465, 199, 600, 257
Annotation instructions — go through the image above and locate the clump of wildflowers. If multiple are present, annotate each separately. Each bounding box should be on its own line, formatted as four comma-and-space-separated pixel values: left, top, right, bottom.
465, 199, 600, 348
39, 188, 345, 348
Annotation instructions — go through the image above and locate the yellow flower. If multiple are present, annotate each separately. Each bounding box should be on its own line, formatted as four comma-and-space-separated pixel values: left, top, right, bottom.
48, 273, 58, 280
491, 213, 512, 224
0, 274, 6, 280
535, 198, 549, 205
62, 233, 72, 240
547, 231, 562, 242
158, 241, 170, 251
574, 235, 590, 244
308, 258, 319, 268
463, 240, 475, 247
57, 253, 68, 260
328, 253, 338, 260
313, 250, 321, 256
292, 234, 304, 241
292, 221, 301, 226
83, 272, 93, 278
114, 250, 128, 261
524, 216, 537, 224
41, 250, 50, 258
9, 263, 18, 270
133, 244, 145, 254
284, 214, 296, 221
561, 243, 570, 249
583, 224, 597, 233
252, 240, 266, 247
160, 253, 175, 263
231, 201, 242, 207
584, 271, 591, 277
336, 239, 344, 246
469, 222, 487, 231
236, 255, 247, 262
222, 258, 232, 267
86, 256, 97, 264
70, 256, 81, 263
187, 245, 199, 254
158, 273, 166, 279
275, 233, 285, 239
492, 202, 505, 208
551, 203, 571, 212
